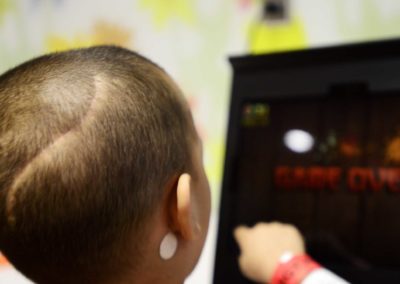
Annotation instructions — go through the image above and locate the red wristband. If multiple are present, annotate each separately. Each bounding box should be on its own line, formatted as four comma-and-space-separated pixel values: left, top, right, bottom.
271, 254, 321, 284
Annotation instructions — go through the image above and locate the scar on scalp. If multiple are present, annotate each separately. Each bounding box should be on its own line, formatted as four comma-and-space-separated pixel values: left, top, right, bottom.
5, 75, 107, 227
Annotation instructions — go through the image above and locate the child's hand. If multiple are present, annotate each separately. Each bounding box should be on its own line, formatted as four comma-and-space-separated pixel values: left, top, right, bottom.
234, 222, 305, 283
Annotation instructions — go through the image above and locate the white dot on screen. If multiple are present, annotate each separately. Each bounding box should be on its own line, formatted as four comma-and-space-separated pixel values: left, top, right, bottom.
283, 129, 314, 153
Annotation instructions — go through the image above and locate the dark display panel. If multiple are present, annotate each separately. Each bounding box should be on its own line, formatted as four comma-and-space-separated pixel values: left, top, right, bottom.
214, 39, 400, 284
238, 91, 400, 272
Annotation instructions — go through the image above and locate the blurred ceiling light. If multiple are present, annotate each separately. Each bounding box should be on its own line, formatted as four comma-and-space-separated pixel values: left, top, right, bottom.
284, 129, 314, 153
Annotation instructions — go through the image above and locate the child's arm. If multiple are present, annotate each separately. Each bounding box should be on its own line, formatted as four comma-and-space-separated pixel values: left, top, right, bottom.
234, 222, 349, 284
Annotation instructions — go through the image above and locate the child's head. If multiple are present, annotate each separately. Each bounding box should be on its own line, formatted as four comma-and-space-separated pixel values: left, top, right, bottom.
0, 46, 210, 284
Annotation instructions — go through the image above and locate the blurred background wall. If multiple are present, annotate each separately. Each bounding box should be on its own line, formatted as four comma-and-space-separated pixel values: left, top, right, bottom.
1, 0, 400, 283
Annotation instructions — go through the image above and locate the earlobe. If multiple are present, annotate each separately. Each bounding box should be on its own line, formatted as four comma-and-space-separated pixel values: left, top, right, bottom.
158, 173, 195, 260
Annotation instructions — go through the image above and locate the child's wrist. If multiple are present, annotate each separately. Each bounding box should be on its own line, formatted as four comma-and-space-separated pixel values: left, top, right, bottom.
271, 252, 321, 284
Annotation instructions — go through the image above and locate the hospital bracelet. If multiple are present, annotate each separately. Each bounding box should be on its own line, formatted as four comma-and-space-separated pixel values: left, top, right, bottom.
271, 253, 321, 284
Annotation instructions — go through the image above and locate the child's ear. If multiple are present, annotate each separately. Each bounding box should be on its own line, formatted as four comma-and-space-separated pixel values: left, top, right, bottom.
167, 173, 200, 240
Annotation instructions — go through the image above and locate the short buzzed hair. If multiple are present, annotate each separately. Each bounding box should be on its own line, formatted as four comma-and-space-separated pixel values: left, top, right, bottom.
0, 46, 196, 283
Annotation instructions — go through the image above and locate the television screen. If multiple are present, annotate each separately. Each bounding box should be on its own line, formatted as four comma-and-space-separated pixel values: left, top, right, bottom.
214, 39, 400, 283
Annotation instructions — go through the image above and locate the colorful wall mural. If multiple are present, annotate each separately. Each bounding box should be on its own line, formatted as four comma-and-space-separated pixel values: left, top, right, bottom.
1, 0, 400, 283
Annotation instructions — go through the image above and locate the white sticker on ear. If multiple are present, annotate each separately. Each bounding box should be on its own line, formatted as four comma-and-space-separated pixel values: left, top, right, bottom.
159, 232, 178, 260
